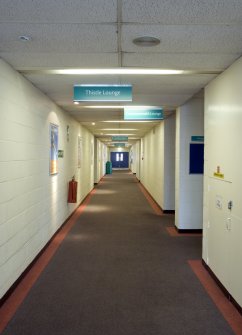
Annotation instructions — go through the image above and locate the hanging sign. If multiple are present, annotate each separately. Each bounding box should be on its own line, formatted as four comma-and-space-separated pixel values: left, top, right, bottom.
73, 85, 132, 102
124, 107, 163, 120
114, 143, 125, 147
112, 136, 128, 142
191, 136, 204, 142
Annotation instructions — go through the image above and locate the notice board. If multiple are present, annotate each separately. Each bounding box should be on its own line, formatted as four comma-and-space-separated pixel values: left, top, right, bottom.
189, 143, 204, 174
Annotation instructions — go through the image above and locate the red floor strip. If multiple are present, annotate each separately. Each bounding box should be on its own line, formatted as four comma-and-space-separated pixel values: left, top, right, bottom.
166, 226, 202, 237
0, 188, 96, 333
188, 260, 242, 335
137, 183, 163, 216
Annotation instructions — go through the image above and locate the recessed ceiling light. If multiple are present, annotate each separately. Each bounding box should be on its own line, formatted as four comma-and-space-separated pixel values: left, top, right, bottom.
133, 36, 160, 47
18, 35, 32, 42
92, 122, 96, 125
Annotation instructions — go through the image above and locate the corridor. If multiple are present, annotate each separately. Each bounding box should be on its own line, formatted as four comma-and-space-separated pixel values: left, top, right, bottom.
0, 171, 236, 335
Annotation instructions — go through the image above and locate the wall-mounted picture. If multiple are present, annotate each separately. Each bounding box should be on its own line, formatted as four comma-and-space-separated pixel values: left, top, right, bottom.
50, 123, 58, 175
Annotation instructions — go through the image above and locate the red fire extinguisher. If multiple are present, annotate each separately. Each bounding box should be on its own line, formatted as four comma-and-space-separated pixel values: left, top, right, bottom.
68, 177, 77, 203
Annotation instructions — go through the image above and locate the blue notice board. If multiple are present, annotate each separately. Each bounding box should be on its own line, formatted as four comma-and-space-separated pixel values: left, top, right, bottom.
189, 143, 204, 174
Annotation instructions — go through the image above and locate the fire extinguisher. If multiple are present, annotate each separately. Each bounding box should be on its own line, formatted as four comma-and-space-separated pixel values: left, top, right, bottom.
68, 176, 77, 203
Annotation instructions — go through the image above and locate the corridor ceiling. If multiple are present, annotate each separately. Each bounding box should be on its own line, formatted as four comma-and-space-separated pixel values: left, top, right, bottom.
1, 0, 242, 146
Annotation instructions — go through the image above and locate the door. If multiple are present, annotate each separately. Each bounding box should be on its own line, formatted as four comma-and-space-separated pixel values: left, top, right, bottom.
207, 177, 232, 289
111, 152, 129, 168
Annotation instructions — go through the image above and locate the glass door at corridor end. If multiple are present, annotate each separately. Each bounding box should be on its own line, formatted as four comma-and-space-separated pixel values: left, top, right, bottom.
111, 152, 129, 168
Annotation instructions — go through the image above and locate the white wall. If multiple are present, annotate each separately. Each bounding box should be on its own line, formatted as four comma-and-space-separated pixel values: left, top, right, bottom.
140, 117, 175, 211
203, 56, 242, 307
0, 59, 94, 299
94, 138, 107, 183
130, 140, 141, 179
164, 115, 176, 210
135, 141, 141, 180
175, 96, 204, 230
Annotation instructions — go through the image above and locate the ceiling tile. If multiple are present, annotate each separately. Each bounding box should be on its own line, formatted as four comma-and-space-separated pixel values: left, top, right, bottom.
123, 53, 241, 71
132, 93, 194, 107
0, 0, 117, 23
122, 24, 242, 53
23, 74, 123, 94
129, 75, 216, 93
1, 53, 119, 68
122, 0, 242, 24
0, 23, 117, 53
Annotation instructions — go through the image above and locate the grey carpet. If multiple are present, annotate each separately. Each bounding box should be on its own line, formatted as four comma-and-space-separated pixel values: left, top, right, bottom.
2, 171, 234, 335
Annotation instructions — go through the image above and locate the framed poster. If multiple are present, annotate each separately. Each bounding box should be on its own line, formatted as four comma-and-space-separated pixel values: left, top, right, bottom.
78, 136, 82, 168
50, 123, 58, 175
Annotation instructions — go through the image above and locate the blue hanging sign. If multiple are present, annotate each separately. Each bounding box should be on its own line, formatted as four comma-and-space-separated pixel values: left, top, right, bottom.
114, 143, 125, 147
191, 136, 204, 142
124, 107, 163, 120
73, 85, 132, 102
112, 136, 128, 142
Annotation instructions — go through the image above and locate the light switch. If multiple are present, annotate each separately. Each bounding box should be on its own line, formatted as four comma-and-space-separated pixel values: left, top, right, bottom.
216, 196, 222, 209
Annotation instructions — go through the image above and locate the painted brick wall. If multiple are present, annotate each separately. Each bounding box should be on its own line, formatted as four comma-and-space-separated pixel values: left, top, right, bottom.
0, 59, 94, 298
175, 96, 204, 230
140, 118, 175, 211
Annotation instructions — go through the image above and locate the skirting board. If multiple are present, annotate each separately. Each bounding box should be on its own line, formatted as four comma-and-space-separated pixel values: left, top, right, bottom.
175, 227, 203, 234
202, 259, 242, 315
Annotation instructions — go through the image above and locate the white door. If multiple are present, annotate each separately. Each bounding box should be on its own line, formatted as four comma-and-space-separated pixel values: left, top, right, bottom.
207, 177, 232, 289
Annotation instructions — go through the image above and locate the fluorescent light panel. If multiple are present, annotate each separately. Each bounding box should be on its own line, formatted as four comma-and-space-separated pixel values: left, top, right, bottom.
19, 68, 222, 75
53, 68, 184, 75
105, 133, 135, 136
76, 105, 161, 109
78, 105, 124, 109
103, 120, 155, 123
98, 128, 138, 131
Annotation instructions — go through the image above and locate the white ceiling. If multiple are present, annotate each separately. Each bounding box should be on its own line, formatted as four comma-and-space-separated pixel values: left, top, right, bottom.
0, 0, 242, 146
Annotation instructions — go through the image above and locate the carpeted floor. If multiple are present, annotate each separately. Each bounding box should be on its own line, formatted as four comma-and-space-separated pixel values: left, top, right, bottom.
1, 171, 235, 335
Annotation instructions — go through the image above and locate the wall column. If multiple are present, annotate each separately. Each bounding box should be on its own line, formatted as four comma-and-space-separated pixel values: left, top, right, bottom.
175, 94, 204, 230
